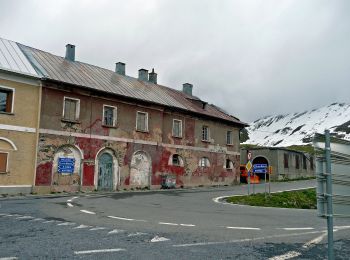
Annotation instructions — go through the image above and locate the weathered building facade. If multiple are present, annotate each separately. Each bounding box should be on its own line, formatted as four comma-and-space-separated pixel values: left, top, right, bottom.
3, 41, 247, 193
241, 147, 315, 181
0, 38, 41, 194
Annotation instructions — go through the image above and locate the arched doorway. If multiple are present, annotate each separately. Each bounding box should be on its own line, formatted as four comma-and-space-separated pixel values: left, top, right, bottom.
53, 145, 83, 187
97, 153, 114, 191
252, 156, 269, 180
130, 151, 151, 187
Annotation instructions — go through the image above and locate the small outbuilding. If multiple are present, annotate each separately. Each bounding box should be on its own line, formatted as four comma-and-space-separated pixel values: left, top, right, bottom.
240, 147, 315, 181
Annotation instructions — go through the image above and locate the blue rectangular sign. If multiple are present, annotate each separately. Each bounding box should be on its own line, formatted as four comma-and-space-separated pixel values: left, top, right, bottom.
58, 157, 75, 174
253, 168, 267, 174
253, 164, 267, 169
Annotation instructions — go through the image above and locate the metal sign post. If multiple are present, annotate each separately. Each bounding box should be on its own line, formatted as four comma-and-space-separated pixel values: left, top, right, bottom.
325, 130, 334, 260
246, 151, 252, 196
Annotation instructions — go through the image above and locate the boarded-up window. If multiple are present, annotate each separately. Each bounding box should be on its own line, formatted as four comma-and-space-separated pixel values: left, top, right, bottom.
0, 152, 8, 172
295, 155, 300, 169
202, 126, 210, 141
136, 111, 148, 131
63, 98, 79, 121
172, 119, 182, 137
0, 88, 13, 113
284, 153, 289, 168
226, 131, 233, 145
103, 106, 117, 126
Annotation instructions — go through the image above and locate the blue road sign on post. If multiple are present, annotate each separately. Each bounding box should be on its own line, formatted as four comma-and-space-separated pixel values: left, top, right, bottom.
253, 164, 268, 169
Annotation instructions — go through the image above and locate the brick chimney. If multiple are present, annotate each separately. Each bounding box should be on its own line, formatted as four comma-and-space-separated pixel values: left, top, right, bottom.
65, 44, 75, 62
182, 83, 193, 96
138, 69, 148, 81
148, 68, 157, 84
115, 62, 125, 75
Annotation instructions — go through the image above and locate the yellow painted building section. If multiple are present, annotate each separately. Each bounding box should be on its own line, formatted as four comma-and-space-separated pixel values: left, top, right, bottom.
0, 77, 40, 191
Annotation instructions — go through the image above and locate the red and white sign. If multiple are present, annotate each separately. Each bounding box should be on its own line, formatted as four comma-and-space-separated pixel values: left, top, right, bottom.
247, 151, 252, 160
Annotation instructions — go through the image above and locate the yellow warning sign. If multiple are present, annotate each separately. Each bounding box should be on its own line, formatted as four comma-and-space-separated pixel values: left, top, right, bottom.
246, 161, 252, 171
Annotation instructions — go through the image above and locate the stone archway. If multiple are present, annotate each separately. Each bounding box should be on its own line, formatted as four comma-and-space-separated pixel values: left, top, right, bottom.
130, 151, 151, 188
252, 156, 269, 180
52, 145, 82, 187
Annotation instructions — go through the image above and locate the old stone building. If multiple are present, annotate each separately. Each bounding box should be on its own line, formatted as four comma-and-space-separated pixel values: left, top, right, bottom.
241, 147, 315, 181
0, 38, 41, 194
2, 39, 247, 193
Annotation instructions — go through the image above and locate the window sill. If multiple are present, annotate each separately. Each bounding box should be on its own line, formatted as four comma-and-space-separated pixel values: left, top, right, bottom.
136, 129, 149, 133
201, 140, 211, 143
226, 143, 234, 146
61, 118, 81, 124
102, 124, 117, 129
0, 171, 9, 174
0, 112, 14, 116
172, 135, 183, 139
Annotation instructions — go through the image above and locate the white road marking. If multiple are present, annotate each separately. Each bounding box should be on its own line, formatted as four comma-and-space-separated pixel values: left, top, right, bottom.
302, 232, 327, 249
279, 227, 314, 231
270, 231, 328, 260
16, 216, 33, 219
3, 214, 13, 217
42, 220, 55, 223
268, 251, 302, 260
0, 257, 18, 260
67, 203, 73, 207
159, 222, 178, 226
226, 226, 261, 230
67, 196, 79, 202
107, 215, 146, 222
57, 222, 76, 226
80, 210, 96, 215
180, 224, 196, 227
30, 218, 44, 221
173, 230, 325, 247
108, 229, 125, 234
151, 236, 170, 242
0, 213, 9, 216
128, 232, 148, 237
74, 248, 126, 255
73, 224, 92, 229
334, 225, 350, 229
89, 227, 106, 231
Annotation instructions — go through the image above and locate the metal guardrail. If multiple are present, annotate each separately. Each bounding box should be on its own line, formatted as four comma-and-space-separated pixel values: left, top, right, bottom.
313, 130, 350, 259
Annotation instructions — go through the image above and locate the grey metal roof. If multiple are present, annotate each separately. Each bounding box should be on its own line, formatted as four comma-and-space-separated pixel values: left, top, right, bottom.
0, 38, 38, 77
18, 43, 246, 126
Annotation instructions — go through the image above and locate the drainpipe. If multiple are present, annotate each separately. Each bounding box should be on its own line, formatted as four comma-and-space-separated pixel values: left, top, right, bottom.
32, 80, 42, 193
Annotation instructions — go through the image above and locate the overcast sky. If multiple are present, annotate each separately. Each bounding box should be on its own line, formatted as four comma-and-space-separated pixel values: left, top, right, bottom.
1, 0, 349, 122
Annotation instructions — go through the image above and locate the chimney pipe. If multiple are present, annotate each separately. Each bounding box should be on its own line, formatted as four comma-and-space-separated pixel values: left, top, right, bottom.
148, 68, 157, 84
65, 44, 75, 62
138, 69, 148, 81
115, 62, 125, 75
183, 83, 193, 96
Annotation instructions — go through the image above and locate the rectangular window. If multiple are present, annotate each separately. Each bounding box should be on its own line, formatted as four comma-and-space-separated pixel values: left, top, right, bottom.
0, 152, 8, 173
303, 155, 307, 169
103, 105, 117, 127
310, 156, 314, 170
63, 97, 80, 121
226, 131, 233, 145
284, 153, 289, 168
136, 111, 148, 132
295, 155, 300, 169
172, 119, 182, 138
202, 126, 210, 141
0, 87, 14, 113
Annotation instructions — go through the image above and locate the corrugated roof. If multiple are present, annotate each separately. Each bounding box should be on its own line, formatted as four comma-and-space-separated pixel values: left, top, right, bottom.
0, 38, 38, 77
18, 43, 246, 126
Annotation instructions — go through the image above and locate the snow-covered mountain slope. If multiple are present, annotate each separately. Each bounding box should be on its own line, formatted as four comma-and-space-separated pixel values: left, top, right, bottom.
243, 103, 350, 147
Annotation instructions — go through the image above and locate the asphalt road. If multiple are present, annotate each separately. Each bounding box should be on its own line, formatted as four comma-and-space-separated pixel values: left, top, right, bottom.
1, 180, 349, 259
